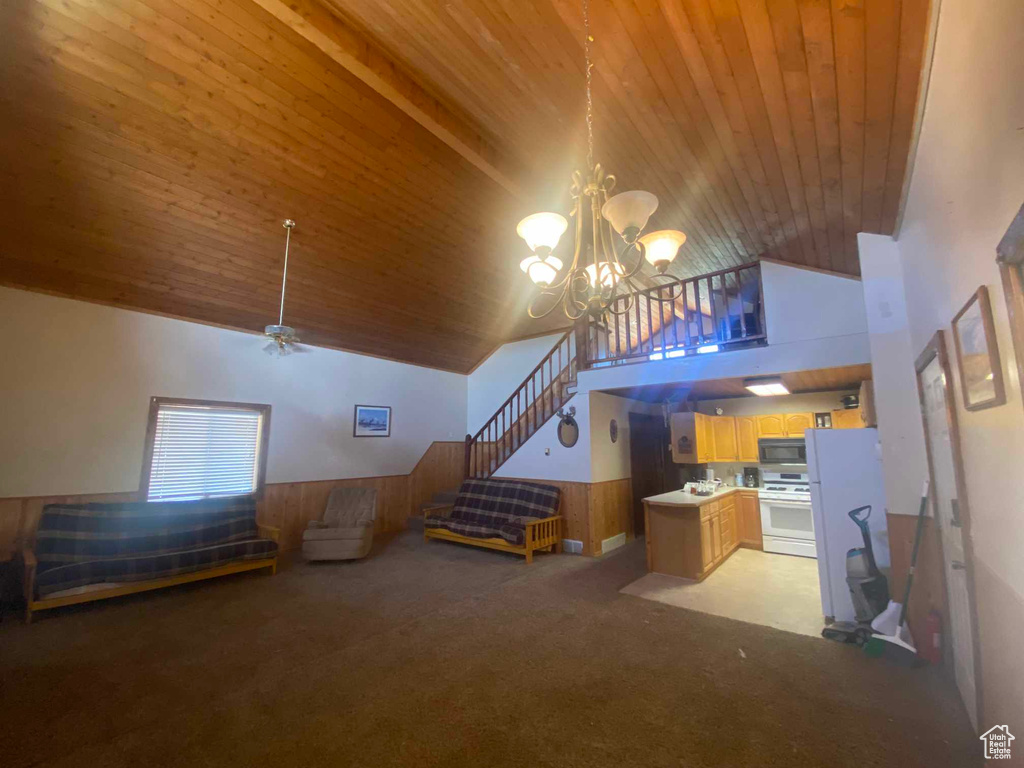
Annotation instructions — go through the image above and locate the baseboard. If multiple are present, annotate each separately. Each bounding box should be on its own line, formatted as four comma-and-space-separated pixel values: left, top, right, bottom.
601, 532, 627, 555
562, 539, 583, 554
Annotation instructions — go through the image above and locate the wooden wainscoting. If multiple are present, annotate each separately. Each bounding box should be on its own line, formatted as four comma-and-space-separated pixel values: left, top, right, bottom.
258, 475, 411, 552
886, 512, 948, 654
589, 479, 634, 554
497, 477, 633, 557
408, 441, 465, 517
0, 441, 467, 560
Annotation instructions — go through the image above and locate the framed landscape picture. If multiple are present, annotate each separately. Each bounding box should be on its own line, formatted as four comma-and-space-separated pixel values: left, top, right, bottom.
951, 286, 1006, 411
353, 404, 392, 437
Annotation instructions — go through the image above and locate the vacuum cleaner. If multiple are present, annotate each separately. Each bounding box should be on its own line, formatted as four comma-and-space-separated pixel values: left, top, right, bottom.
821, 505, 890, 646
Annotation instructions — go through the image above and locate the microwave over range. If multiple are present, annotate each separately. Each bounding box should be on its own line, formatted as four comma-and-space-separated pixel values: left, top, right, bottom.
758, 437, 807, 465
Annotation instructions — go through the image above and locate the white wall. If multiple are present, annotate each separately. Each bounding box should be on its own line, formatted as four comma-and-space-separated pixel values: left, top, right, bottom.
494, 391, 592, 482
578, 261, 871, 394
465, 332, 564, 431
0, 288, 467, 498
857, 234, 930, 519
760, 259, 868, 345
865, 0, 1024, 727
589, 393, 661, 483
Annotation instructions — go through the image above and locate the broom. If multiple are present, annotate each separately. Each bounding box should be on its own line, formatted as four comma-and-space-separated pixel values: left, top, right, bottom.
863, 479, 929, 666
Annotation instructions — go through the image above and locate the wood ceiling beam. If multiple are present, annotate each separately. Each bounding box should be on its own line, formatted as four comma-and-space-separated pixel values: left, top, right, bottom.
248, 0, 526, 200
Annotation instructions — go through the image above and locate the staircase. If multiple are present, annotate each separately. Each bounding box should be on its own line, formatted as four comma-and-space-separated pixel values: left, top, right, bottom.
465, 330, 577, 478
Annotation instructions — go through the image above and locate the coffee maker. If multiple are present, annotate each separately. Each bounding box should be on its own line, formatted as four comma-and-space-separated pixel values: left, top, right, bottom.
743, 467, 760, 488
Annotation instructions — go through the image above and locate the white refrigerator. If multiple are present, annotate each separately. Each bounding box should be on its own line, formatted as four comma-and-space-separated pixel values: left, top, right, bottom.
806, 428, 892, 623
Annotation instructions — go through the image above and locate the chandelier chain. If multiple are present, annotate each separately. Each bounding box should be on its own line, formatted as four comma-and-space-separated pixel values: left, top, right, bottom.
584, 0, 594, 172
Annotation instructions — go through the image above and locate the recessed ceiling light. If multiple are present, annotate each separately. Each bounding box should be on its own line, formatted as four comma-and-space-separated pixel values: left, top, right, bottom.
744, 377, 790, 396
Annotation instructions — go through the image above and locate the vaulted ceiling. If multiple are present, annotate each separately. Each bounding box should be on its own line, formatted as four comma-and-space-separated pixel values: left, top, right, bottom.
0, 0, 932, 372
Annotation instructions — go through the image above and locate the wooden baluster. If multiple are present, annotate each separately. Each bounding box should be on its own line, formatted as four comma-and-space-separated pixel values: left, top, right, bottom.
703, 277, 713, 343
723, 271, 735, 341
610, 305, 618, 360
737, 267, 749, 338
645, 291, 654, 356
659, 285, 668, 355
630, 292, 638, 356
689, 279, 699, 347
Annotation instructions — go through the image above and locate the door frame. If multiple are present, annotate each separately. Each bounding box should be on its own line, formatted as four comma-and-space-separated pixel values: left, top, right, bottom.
628, 411, 670, 537
914, 330, 984, 724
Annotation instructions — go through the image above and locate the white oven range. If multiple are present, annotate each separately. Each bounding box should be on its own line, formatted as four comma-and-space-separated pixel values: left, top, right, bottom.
759, 471, 816, 558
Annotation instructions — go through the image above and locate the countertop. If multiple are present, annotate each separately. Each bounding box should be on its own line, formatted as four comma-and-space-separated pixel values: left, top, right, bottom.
643, 486, 757, 508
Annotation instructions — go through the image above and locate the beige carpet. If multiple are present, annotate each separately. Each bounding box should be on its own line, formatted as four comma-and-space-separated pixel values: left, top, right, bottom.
0, 532, 980, 767
621, 548, 824, 637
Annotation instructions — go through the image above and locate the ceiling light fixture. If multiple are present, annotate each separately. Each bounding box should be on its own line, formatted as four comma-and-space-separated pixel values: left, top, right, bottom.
744, 377, 791, 397
264, 219, 304, 356
516, 0, 686, 320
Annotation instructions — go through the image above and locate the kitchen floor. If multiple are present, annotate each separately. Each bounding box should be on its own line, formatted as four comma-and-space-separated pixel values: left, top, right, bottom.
620, 547, 824, 637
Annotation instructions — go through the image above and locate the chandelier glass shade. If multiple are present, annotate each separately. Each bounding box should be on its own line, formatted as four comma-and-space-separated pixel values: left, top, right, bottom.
516, 0, 686, 321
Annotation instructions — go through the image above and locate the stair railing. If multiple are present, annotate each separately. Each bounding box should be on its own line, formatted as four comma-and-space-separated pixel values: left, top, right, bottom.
465, 329, 577, 478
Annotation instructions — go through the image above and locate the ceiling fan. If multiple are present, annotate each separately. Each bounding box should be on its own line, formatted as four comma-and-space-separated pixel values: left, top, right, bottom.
264, 219, 307, 356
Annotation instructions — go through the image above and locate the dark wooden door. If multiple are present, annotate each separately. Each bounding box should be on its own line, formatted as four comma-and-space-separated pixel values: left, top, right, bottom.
628, 412, 671, 537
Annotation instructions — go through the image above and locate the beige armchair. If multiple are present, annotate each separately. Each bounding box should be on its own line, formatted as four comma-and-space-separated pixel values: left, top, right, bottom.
302, 488, 378, 561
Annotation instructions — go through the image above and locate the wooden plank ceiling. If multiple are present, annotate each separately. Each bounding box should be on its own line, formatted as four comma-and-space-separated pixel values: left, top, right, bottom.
0, 0, 932, 372
603, 362, 873, 402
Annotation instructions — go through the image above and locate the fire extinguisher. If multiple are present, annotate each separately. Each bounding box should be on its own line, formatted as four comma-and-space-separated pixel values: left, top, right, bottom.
921, 609, 942, 665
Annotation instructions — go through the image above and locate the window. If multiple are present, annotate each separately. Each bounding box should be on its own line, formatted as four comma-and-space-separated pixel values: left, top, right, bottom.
141, 397, 271, 502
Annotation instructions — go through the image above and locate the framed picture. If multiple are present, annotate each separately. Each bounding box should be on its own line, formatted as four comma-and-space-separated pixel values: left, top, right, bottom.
951, 286, 1006, 411
353, 404, 392, 437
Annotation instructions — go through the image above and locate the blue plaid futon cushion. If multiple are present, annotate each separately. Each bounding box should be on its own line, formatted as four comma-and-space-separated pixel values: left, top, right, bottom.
425, 478, 560, 546
33, 497, 277, 598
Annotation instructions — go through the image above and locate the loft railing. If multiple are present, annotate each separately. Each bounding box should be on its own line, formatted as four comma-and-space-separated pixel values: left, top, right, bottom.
582, 263, 765, 368
465, 330, 577, 479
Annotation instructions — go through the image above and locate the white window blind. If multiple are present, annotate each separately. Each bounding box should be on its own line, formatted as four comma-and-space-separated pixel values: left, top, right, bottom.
147, 404, 264, 501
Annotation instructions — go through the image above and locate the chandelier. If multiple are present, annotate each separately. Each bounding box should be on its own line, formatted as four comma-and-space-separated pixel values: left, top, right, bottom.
264, 219, 304, 356
516, 0, 686, 320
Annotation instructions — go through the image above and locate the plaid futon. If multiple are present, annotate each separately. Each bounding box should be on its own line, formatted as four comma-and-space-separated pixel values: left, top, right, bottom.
425, 478, 560, 546
33, 497, 277, 598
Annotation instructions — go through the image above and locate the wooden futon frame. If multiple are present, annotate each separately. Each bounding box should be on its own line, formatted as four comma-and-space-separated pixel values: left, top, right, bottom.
423, 508, 562, 563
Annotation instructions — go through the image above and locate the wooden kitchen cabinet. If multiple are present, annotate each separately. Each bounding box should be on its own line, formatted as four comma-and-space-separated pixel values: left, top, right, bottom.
736, 415, 758, 461
831, 408, 865, 429
647, 490, 747, 581
710, 415, 738, 461
783, 412, 814, 437
756, 414, 786, 438
670, 412, 716, 463
737, 491, 762, 550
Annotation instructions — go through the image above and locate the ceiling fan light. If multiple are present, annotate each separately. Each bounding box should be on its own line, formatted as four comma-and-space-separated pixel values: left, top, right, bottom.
585, 261, 626, 289
601, 190, 658, 239
519, 255, 563, 287
639, 229, 686, 273
516, 212, 568, 253
744, 377, 790, 397
265, 324, 296, 338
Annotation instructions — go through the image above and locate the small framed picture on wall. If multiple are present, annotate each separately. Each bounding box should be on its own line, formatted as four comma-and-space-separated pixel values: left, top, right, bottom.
353, 404, 392, 437
951, 286, 1006, 411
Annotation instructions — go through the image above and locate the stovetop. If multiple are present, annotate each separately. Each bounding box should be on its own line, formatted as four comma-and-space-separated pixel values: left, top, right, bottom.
759, 471, 811, 502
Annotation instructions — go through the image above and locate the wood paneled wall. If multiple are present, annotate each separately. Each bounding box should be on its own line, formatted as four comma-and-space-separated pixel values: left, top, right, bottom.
0, 449, 632, 560
408, 441, 465, 516
0, 441, 467, 559
502, 477, 633, 557
886, 513, 947, 653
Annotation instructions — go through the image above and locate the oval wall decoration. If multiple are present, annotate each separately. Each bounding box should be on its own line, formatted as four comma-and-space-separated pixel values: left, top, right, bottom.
609, 418, 618, 443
